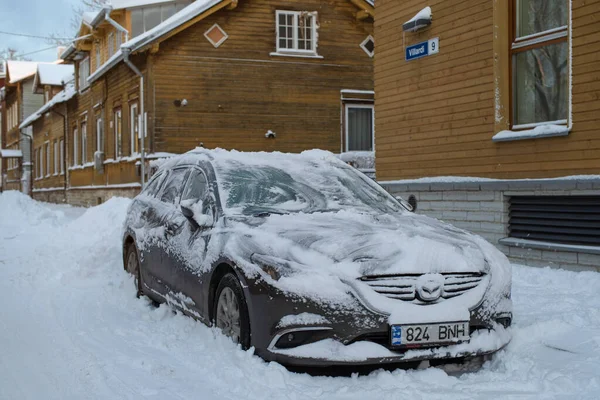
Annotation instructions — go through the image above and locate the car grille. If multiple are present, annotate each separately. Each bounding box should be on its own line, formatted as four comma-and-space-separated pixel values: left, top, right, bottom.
358, 273, 485, 303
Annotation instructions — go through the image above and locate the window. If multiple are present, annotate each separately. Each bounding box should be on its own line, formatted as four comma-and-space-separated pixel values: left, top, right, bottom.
160, 169, 190, 204
114, 109, 122, 158
143, 171, 167, 197
96, 115, 104, 153
130, 103, 140, 155
116, 31, 122, 48
275, 11, 318, 55
81, 121, 88, 163
59, 139, 64, 174
131, 2, 192, 38
54, 140, 58, 174
181, 169, 208, 202
45, 142, 50, 177
95, 43, 102, 71
73, 127, 78, 166
511, 0, 568, 128
361, 35, 375, 58
345, 104, 374, 152
108, 33, 115, 58
78, 57, 90, 91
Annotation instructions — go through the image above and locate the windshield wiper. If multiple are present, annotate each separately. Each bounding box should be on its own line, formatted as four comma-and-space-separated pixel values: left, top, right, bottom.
253, 211, 286, 217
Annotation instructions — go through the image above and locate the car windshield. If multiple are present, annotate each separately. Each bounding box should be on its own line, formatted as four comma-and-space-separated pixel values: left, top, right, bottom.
215, 160, 406, 216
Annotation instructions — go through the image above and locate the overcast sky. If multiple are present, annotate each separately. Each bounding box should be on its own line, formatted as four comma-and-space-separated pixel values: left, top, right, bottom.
0, 0, 83, 62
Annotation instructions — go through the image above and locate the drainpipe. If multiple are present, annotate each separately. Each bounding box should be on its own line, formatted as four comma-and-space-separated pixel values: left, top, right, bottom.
103, 6, 129, 42
123, 48, 146, 188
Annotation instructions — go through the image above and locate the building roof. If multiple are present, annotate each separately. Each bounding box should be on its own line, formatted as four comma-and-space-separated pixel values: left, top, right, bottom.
19, 81, 77, 130
6, 61, 39, 84
33, 64, 75, 92
109, 0, 180, 9
87, 0, 374, 83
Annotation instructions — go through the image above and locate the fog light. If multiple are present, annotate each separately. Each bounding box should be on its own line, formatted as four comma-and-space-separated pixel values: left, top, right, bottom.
272, 328, 332, 350
495, 315, 512, 328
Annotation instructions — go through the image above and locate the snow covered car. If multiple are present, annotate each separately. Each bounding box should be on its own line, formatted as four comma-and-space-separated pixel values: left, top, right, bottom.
122, 149, 512, 367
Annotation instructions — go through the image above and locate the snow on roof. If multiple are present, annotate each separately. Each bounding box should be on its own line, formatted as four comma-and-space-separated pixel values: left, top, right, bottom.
82, 11, 100, 26
109, 0, 178, 9
36, 64, 75, 87
0, 149, 23, 158
89, 0, 222, 83
6, 61, 39, 84
19, 82, 77, 130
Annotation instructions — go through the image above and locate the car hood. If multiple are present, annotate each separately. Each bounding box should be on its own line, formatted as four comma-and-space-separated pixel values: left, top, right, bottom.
227, 210, 489, 277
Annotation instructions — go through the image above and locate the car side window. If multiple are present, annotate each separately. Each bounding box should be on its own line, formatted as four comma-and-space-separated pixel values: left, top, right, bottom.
143, 171, 166, 198
159, 168, 190, 204
181, 169, 208, 203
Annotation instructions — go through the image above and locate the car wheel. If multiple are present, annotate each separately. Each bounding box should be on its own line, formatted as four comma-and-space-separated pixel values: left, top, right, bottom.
214, 273, 251, 350
125, 242, 143, 298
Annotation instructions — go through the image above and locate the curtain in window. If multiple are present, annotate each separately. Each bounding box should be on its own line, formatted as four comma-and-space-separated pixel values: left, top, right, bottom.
347, 107, 373, 151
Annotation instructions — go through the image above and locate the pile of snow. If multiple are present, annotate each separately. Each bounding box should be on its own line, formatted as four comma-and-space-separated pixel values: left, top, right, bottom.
1, 191, 599, 399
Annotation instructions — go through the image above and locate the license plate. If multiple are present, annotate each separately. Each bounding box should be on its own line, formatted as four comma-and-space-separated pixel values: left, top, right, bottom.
390, 322, 470, 347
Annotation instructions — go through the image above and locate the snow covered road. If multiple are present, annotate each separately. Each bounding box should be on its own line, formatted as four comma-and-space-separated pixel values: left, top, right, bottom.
0, 192, 599, 399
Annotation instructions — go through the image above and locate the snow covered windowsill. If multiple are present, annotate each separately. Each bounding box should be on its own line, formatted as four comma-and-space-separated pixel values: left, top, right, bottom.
492, 124, 570, 142
269, 52, 324, 59
499, 237, 600, 255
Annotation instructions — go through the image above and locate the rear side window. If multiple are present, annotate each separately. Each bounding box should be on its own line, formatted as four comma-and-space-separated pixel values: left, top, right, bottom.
143, 171, 166, 197
159, 168, 190, 204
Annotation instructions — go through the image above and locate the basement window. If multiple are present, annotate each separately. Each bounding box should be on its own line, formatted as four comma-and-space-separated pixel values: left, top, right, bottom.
508, 196, 600, 247
274, 10, 320, 57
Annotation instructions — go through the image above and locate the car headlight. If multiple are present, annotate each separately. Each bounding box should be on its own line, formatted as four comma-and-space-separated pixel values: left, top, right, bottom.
250, 253, 293, 281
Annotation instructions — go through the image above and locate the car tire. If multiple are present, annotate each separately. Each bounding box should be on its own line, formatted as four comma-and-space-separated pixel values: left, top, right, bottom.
125, 242, 143, 298
214, 273, 251, 350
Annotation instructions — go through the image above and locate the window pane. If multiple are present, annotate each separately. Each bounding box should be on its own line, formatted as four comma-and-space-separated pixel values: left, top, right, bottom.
144, 6, 162, 32
514, 41, 568, 125
160, 169, 189, 203
517, 0, 568, 37
131, 9, 143, 37
181, 170, 208, 202
347, 107, 373, 151
161, 4, 176, 21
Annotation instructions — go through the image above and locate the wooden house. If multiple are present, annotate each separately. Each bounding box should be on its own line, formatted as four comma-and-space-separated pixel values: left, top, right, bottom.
0, 61, 45, 194
375, 0, 600, 271
20, 64, 75, 202
57, 0, 375, 206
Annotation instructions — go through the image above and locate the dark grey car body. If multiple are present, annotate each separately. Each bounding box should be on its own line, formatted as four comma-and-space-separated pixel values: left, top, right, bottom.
123, 149, 513, 367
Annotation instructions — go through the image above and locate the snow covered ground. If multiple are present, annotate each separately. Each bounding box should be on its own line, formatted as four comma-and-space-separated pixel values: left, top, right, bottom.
0, 191, 598, 400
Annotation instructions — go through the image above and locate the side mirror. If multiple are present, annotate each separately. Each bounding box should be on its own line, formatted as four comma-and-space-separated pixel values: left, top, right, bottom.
395, 196, 415, 213
181, 200, 213, 228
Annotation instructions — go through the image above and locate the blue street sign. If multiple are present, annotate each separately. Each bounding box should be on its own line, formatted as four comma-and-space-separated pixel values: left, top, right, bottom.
406, 41, 428, 61
406, 38, 440, 61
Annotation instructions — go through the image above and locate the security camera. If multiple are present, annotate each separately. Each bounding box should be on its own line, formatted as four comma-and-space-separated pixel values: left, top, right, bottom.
403, 6, 432, 32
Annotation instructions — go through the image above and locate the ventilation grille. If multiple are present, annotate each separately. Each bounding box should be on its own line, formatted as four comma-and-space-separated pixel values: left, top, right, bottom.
509, 196, 600, 246
359, 273, 484, 304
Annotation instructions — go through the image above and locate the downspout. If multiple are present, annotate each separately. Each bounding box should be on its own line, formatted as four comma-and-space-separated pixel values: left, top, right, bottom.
103, 6, 129, 42
123, 48, 146, 188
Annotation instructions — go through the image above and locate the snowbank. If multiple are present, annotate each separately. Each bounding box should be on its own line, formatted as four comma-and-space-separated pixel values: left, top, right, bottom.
1, 191, 599, 399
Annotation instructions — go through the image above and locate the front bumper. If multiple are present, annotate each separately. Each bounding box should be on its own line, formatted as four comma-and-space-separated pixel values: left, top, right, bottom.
246, 277, 512, 367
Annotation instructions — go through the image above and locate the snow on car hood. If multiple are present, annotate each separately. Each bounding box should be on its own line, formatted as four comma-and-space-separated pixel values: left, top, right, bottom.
235, 209, 488, 276
215, 209, 510, 324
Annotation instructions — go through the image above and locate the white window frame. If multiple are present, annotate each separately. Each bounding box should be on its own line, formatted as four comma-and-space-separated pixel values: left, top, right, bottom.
79, 57, 90, 92
45, 141, 50, 177
59, 139, 64, 174
73, 127, 78, 166
344, 104, 375, 152
360, 35, 375, 58
81, 121, 88, 163
274, 10, 320, 57
96, 115, 104, 153
204, 24, 229, 48
114, 109, 122, 159
53, 140, 59, 175
108, 32, 115, 58
130, 103, 139, 156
